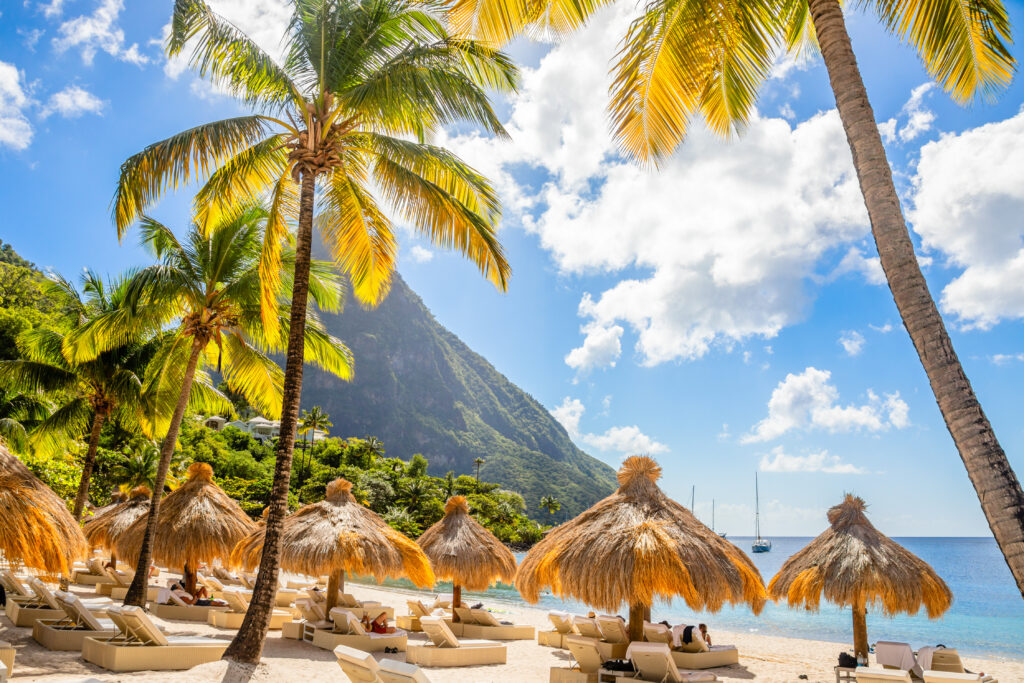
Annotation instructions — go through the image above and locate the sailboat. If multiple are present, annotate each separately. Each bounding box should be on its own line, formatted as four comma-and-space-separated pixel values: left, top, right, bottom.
713, 499, 727, 538
752, 473, 771, 553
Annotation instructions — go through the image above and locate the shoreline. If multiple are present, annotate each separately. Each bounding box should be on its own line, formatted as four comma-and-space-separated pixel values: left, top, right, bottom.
2, 576, 1021, 682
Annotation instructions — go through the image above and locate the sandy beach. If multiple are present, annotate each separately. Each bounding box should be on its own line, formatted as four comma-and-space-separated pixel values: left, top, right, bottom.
2, 576, 1021, 683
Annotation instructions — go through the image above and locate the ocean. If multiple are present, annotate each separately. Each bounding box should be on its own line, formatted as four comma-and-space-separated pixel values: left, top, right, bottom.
361, 536, 1024, 659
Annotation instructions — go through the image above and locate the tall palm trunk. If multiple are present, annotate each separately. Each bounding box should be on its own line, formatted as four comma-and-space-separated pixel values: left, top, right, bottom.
71, 412, 106, 520
224, 170, 316, 663
808, 0, 1024, 596
123, 338, 204, 606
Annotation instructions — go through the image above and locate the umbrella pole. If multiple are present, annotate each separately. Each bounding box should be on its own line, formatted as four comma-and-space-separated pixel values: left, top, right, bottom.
852, 597, 869, 663
452, 583, 461, 622
110, 552, 117, 570
628, 602, 650, 642
327, 569, 341, 613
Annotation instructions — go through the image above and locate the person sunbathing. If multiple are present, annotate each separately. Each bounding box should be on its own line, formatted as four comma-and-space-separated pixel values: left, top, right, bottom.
169, 583, 225, 607
699, 623, 712, 646
369, 612, 395, 634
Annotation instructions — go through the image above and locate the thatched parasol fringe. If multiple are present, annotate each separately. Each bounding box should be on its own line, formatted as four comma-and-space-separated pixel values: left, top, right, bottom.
0, 445, 88, 575
768, 494, 952, 660
231, 478, 434, 611
517, 455, 766, 625
83, 486, 151, 553
116, 462, 255, 582
418, 495, 517, 593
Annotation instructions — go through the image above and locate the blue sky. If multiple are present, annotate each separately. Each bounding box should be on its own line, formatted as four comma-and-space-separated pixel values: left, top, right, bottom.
2, 1, 1024, 537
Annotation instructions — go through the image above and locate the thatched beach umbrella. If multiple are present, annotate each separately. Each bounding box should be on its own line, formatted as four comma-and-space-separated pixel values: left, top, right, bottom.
0, 444, 88, 575
418, 495, 517, 620
231, 478, 434, 612
117, 463, 255, 594
83, 486, 151, 567
768, 494, 952, 662
517, 456, 766, 641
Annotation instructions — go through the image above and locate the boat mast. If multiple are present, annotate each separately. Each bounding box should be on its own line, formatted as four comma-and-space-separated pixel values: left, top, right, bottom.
691, 485, 695, 512
755, 473, 761, 541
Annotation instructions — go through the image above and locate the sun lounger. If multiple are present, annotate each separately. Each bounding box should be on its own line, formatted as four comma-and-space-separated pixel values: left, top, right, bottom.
208, 590, 294, 630
32, 591, 119, 651
0, 572, 32, 599
149, 589, 228, 622
431, 594, 452, 610
643, 622, 739, 669
5, 577, 100, 627
305, 607, 406, 652
0, 640, 13, 678
72, 559, 114, 586
550, 634, 619, 683
406, 616, 506, 667
923, 672, 997, 683
458, 608, 534, 641
571, 615, 627, 659
212, 566, 242, 585
338, 593, 392, 620
855, 670, 913, 683
82, 605, 229, 672
928, 649, 967, 674
95, 566, 132, 596
626, 642, 718, 682
334, 644, 433, 682
197, 572, 226, 596
539, 610, 577, 648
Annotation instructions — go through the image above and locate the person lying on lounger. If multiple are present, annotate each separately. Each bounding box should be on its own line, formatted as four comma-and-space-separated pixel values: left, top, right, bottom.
369, 612, 395, 634
169, 583, 226, 607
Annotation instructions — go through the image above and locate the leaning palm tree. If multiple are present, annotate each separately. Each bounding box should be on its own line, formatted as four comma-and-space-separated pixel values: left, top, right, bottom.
84, 205, 352, 606
111, 0, 516, 660
0, 272, 164, 520
297, 405, 331, 483
448, 0, 1024, 594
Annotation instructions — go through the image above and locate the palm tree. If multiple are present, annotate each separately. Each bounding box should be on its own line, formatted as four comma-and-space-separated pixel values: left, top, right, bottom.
0, 388, 50, 455
86, 205, 353, 606
449, 0, 1024, 595
539, 495, 560, 522
0, 272, 164, 520
297, 405, 331, 484
112, 1, 516, 660
110, 441, 190, 492
473, 456, 485, 482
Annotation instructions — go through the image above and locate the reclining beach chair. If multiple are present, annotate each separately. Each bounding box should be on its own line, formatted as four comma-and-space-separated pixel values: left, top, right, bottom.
626, 642, 718, 682
571, 615, 626, 659
334, 644, 433, 682
82, 605, 229, 672
212, 566, 242, 585
406, 616, 507, 667
150, 588, 228, 622
876, 641, 918, 673
0, 571, 32, 600
71, 558, 112, 586
0, 640, 12, 679
197, 572, 226, 596
94, 566, 132, 596
549, 635, 612, 683
431, 594, 453, 610
307, 607, 407, 653
398, 599, 436, 631
460, 608, 534, 641
209, 590, 293, 630
3, 577, 72, 627
32, 591, 119, 651
453, 606, 476, 624
339, 593, 392, 620
648, 622, 739, 669
538, 610, 576, 648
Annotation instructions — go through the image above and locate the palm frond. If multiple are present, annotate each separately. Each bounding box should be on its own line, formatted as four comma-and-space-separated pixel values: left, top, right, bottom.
868, 0, 1014, 103
112, 116, 272, 235
169, 0, 303, 112
216, 334, 285, 419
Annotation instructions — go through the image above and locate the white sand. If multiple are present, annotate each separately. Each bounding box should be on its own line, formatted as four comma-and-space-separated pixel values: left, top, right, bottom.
3, 577, 1021, 682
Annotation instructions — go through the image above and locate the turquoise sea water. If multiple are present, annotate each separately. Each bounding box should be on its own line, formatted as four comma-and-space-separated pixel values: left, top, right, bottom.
360, 537, 1024, 659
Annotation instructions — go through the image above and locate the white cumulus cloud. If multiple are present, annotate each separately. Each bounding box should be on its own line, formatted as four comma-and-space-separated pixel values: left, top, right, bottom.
408, 246, 434, 263
564, 297, 623, 373
759, 446, 865, 474
743, 367, 910, 443
54, 0, 148, 66
551, 396, 667, 455
909, 109, 1024, 329
0, 61, 33, 151
40, 85, 104, 119
899, 83, 935, 142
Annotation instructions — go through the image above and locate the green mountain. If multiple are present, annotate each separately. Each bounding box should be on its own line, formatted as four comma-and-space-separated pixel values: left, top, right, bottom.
299, 274, 617, 519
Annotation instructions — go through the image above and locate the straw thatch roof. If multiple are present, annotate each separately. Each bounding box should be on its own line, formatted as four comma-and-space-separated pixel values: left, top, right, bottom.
0, 444, 88, 574
231, 478, 434, 587
83, 486, 151, 552
517, 455, 766, 613
768, 494, 952, 617
418, 496, 517, 591
117, 463, 255, 569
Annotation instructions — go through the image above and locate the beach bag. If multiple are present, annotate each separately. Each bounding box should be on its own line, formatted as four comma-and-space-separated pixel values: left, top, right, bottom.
838, 652, 857, 668
603, 659, 635, 672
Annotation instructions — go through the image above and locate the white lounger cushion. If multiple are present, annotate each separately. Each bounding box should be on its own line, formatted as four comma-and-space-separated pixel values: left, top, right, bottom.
379, 658, 432, 682
572, 616, 603, 639
627, 643, 718, 683
855, 669, 913, 683
419, 617, 497, 649
548, 611, 574, 633
597, 616, 630, 644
